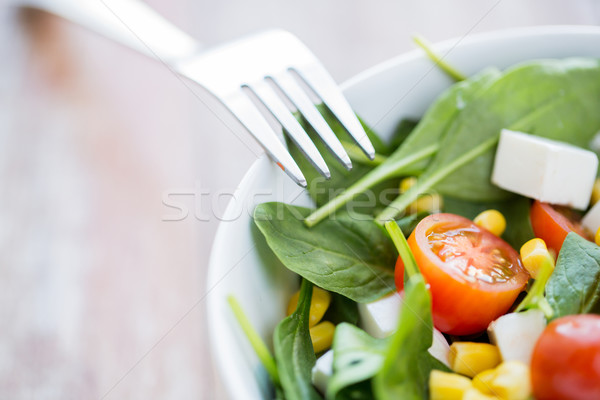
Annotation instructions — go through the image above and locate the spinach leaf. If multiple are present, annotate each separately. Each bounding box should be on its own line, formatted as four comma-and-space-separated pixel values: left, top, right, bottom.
274, 279, 322, 400
324, 293, 359, 325
372, 275, 448, 400
335, 381, 374, 400
387, 119, 419, 151
413, 34, 467, 82
376, 58, 600, 221
305, 68, 500, 227
327, 323, 388, 400
546, 232, 600, 317
254, 203, 397, 302
443, 196, 534, 249
432, 58, 600, 202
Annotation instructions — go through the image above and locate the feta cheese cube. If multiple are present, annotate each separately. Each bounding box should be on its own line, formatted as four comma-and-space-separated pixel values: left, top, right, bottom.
583, 200, 600, 235
311, 349, 333, 393
358, 292, 402, 339
491, 129, 598, 210
358, 293, 450, 367
488, 309, 546, 364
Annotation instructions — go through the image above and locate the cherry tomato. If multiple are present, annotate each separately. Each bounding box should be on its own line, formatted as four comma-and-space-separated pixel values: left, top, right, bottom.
531, 314, 600, 400
406, 213, 529, 335
530, 200, 588, 253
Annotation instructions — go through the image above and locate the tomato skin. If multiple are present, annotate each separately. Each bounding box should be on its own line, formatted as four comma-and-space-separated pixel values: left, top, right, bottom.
530, 200, 588, 254
531, 314, 600, 400
407, 213, 529, 335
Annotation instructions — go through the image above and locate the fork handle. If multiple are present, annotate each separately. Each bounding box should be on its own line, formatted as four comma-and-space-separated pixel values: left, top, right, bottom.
21, 0, 199, 64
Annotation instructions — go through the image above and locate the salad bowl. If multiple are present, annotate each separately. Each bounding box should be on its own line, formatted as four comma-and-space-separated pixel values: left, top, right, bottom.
206, 26, 600, 400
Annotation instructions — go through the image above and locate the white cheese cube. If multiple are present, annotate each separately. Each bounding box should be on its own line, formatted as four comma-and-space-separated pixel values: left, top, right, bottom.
358, 293, 450, 367
311, 349, 333, 393
582, 200, 600, 235
487, 309, 546, 364
491, 129, 598, 210
358, 293, 403, 339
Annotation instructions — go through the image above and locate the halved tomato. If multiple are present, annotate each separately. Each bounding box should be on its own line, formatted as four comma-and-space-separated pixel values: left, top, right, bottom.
530, 200, 589, 254
406, 213, 529, 335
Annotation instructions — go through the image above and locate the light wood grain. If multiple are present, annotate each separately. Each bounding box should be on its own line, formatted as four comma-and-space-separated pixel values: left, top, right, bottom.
0, 0, 597, 398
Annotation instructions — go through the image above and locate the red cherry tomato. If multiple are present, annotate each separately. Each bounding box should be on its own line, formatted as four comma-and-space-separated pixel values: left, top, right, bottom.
406, 213, 529, 335
530, 200, 588, 254
531, 314, 600, 400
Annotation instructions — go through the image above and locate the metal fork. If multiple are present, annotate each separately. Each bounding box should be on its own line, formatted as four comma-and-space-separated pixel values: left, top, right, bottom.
20, 0, 375, 186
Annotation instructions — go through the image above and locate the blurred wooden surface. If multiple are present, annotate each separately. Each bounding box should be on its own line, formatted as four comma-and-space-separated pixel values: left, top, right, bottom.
0, 0, 597, 399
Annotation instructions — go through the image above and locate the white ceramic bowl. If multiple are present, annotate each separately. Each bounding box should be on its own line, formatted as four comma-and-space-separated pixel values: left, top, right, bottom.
207, 26, 600, 399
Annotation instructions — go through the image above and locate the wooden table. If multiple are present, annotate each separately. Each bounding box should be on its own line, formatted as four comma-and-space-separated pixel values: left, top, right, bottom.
0, 0, 597, 398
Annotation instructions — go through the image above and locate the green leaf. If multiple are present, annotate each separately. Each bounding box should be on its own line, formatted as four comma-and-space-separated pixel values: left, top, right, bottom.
274, 279, 322, 400
384, 221, 419, 278
324, 293, 359, 325
432, 58, 600, 202
305, 67, 500, 227
387, 119, 419, 151
442, 196, 534, 250
376, 136, 499, 223
413, 34, 467, 82
327, 323, 388, 400
254, 203, 397, 303
373, 275, 448, 400
546, 232, 600, 318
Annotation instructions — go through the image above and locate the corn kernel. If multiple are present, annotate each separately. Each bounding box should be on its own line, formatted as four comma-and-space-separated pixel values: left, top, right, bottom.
287, 287, 331, 327
400, 176, 418, 193
428, 370, 472, 400
448, 342, 501, 378
472, 369, 496, 395
519, 238, 553, 279
462, 387, 498, 400
595, 226, 600, 246
408, 193, 444, 214
474, 210, 506, 236
472, 361, 531, 400
309, 321, 335, 353
591, 178, 600, 205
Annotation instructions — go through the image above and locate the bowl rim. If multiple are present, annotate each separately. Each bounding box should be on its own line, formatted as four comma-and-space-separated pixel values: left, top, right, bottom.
206, 24, 600, 400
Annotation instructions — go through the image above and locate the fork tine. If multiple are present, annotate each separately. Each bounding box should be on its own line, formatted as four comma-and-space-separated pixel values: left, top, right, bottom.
271, 73, 352, 170
246, 82, 331, 179
226, 92, 307, 187
292, 65, 376, 160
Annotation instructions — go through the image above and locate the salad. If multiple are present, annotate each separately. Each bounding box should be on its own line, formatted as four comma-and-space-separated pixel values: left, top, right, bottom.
228, 45, 600, 400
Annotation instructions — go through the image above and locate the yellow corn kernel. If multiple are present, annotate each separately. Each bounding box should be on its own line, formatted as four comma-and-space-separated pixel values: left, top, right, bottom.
595, 226, 600, 246
591, 178, 600, 205
472, 361, 531, 400
519, 238, 553, 279
400, 176, 417, 193
471, 369, 496, 395
473, 209, 506, 237
408, 193, 444, 214
309, 321, 335, 353
428, 370, 472, 400
462, 387, 498, 400
448, 342, 501, 378
287, 287, 331, 327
